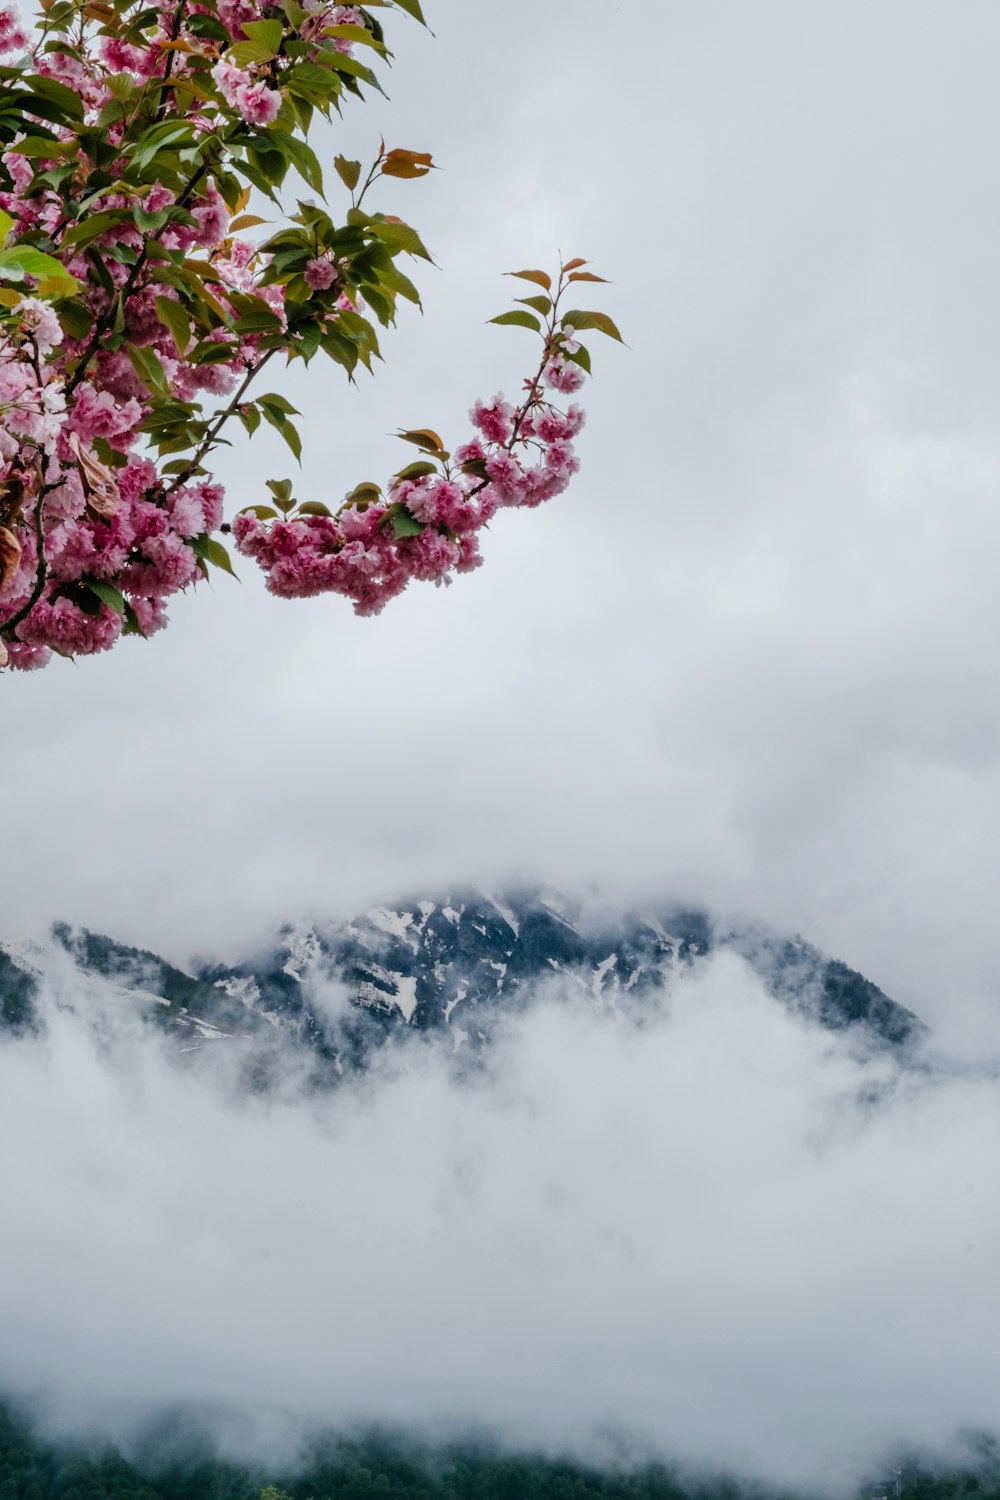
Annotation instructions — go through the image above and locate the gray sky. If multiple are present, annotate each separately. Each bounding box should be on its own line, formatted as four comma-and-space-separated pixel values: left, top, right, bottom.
4, 8, 1000, 1485
5, 2, 1000, 1036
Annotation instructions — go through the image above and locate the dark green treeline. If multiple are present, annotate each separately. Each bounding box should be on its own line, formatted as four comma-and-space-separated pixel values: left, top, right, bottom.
0, 1401, 995, 1500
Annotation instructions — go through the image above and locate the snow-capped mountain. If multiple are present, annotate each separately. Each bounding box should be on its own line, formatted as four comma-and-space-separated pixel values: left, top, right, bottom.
0, 889, 923, 1066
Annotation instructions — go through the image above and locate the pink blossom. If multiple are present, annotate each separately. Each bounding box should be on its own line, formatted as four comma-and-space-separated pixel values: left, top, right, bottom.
15, 297, 62, 355
543, 438, 579, 481
146, 182, 176, 213
454, 438, 486, 467
470, 394, 514, 445
338, 502, 385, 543
17, 596, 121, 656
485, 452, 528, 506
234, 80, 281, 127
4, 639, 50, 670
122, 532, 198, 597
0, 5, 28, 52
211, 59, 250, 107
167, 489, 207, 539
533, 408, 573, 444
46, 513, 130, 581
543, 356, 586, 394
563, 403, 586, 437
99, 36, 150, 73
304, 257, 337, 291
69, 385, 142, 447
405, 528, 460, 582
192, 183, 229, 248
128, 596, 168, 636
455, 533, 482, 572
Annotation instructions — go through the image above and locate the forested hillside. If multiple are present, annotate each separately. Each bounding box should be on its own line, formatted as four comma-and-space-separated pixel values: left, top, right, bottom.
0, 1405, 996, 1500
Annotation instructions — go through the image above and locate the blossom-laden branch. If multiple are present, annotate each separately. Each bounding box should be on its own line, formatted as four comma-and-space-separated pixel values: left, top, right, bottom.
0, 0, 620, 671
230, 260, 615, 613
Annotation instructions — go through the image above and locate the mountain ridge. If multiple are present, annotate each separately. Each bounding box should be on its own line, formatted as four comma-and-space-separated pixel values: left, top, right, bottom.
0, 888, 924, 1067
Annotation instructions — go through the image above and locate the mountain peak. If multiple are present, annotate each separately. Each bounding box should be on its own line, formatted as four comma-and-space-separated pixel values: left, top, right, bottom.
0, 888, 924, 1069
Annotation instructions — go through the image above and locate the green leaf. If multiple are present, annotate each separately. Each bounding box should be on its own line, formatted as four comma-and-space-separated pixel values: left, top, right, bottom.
132, 120, 196, 170
562, 309, 624, 342
82, 578, 126, 615
0, 247, 80, 295
266, 477, 294, 504
389, 0, 426, 21
278, 132, 324, 193
58, 300, 93, 341
154, 295, 191, 355
342, 482, 382, 507
238, 503, 279, 520
389, 505, 424, 539
23, 74, 84, 123
190, 531, 239, 577
394, 459, 437, 480
228, 39, 277, 67
0, 209, 12, 243
489, 309, 541, 332
122, 601, 147, 637
104, 72, 138, 103
241, 17, 283, 54
6, 134, 67, 159
296, 500, 333, 517
567, 342, 592, 375
191, 341, 237, 365
259, 402, 302, 461
369, 218, 431, 260
125, 341, 169, 395
61, 210, 131, 252
134, 206, 171, 235
232, 309, 284, 335
323, 22, 382, 49
257, 392, 299, 415
334, 155, 362, 191
516, 294, 551, 316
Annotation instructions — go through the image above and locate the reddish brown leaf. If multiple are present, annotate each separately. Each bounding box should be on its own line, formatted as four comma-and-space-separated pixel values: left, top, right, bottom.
0, 525, 22, 596
69, 432, 121, 520
507, 269, 552, 291
380, 148, 434, 180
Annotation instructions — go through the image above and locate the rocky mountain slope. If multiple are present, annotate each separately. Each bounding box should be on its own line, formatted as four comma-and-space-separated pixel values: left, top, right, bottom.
0, 889, 923, 1069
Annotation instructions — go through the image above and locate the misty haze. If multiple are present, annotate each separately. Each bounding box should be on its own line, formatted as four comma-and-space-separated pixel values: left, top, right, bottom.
3, 5, 1000, 1500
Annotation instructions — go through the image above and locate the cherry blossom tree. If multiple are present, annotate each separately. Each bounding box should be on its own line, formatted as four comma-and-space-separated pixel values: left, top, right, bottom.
0, 0, 619, 671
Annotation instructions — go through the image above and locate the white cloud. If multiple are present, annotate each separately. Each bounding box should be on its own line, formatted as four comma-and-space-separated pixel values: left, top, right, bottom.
2, 955, 999, 1493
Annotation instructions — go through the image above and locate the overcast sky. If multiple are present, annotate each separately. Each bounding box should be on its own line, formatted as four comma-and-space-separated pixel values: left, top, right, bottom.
5, 0, 1000, 1045
5, 6, 1000, 1489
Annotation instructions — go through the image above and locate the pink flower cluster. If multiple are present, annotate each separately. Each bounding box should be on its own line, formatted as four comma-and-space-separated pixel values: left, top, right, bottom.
1, 441, 225, 669
231, 364, 585, 616
0, 0, 604, 671
211, 60, 281, 127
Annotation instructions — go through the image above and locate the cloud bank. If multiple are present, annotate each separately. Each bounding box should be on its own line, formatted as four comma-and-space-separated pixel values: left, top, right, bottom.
2, 953, 999, 1494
